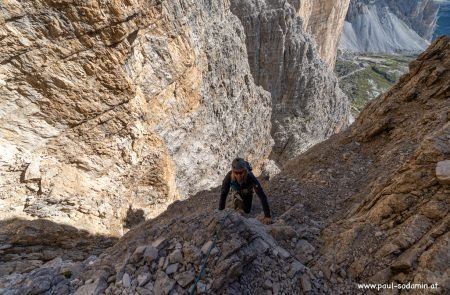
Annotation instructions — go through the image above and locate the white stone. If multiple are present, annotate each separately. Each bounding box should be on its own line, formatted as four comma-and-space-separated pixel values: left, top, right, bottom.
137, 273, 151, 287
0, 142, 17, 165
168, 249, 183, 264
436, 160, 450, 184
201, 241, 215, 255
196, 282, 207, 294
143, 246, 159, 263
24, 157, 41, 181
122, 273, 131, 288
165, 263, 178, 275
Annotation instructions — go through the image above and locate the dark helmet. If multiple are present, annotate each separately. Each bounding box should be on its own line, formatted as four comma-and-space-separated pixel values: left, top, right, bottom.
232, 158, 249, 171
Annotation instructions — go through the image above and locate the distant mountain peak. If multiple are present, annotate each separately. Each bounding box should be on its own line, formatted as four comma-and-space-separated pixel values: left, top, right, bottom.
340, 0, 440, 53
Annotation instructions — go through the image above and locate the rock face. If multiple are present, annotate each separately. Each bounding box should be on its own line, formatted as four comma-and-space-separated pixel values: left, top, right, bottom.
0, 0, 273, 235
297, 0, 351, 67
340, 0, 439, 53
230, 0, 350, 163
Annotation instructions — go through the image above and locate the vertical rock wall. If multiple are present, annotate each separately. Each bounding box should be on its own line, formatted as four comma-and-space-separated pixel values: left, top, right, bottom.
230, 0, 350, 163
297, 0, 351, 68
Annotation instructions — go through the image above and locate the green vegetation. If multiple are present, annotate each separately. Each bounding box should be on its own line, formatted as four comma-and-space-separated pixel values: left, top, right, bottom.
336, 53, 416, 117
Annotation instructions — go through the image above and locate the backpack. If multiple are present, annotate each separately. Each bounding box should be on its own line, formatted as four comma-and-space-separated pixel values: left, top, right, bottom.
245, 160, 253, 172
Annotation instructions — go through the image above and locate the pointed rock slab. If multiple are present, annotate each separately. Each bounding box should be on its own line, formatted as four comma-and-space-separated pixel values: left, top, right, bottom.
137, 273, 151, 287
24, 158, 41, 181
201, 240, 218, 255
168, 249, 183, 264
436, 160, 450, 184
391, 246, 421, 273
122, 273, 131, 288
74, 277, 107, 295
152, 238, 168, 250
143, 246, 159, 264
131, 245, 148, 263
300, 274, 312, 292
165, 263, 178, 275
174, 271, 195, 288
154, 271, 175, 295
274, 246, 291, 259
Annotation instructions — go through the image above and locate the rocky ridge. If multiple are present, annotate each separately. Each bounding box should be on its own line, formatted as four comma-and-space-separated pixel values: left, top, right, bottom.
1, 37, 448, 295
284, 36, 450, 293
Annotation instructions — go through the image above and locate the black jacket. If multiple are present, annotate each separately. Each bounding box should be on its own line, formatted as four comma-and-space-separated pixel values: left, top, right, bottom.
219, 171, 271, 217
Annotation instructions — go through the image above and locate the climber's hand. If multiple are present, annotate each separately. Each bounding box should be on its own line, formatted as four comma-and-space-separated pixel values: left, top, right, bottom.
259, 216, 272, 225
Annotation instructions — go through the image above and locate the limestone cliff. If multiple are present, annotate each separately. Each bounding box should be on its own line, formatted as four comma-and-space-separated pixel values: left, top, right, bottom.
297, 0, 351, 67
230, 0, 350, 163
0, 0, 273, 235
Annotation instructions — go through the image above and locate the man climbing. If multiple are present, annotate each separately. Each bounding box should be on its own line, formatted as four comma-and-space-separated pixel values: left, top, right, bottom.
218, 157, 272, 225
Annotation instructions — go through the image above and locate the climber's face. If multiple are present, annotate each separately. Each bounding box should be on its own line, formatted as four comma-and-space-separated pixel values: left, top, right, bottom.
233, 169, 246, 182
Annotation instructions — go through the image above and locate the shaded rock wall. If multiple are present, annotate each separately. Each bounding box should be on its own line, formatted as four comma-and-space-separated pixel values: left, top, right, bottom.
0, 0, 273, 235
230, 0, 350, 163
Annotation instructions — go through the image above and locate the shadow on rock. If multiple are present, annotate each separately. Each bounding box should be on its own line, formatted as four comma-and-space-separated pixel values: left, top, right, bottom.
122, 205, 146, 229
0, 218, 118, 278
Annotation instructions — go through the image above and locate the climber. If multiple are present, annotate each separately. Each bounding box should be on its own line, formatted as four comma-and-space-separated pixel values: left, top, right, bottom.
218, 157, 273, 225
